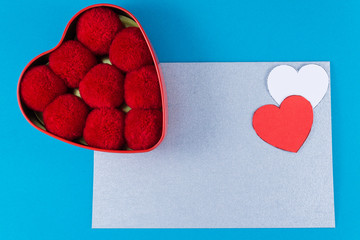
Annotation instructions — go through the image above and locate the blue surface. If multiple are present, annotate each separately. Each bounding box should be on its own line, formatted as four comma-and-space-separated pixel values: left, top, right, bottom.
0, 0, 359, 239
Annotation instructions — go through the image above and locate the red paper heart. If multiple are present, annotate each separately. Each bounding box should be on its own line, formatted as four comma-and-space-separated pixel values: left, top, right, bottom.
252, 95, 313, 152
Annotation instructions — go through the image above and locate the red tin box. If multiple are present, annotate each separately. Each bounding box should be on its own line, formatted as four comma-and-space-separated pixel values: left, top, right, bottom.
17, 3, 168, 153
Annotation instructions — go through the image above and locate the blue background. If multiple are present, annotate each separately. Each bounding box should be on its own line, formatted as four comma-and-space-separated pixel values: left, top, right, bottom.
0, 0, 359, 239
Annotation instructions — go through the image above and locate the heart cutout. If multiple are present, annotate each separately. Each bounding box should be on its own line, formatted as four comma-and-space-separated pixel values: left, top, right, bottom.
252, 95, 313, 152
17, 4, 168, 153
267, 64, 329, 108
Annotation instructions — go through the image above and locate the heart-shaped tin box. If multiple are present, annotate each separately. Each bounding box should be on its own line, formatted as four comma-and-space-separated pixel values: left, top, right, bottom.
17, 3, 168, 153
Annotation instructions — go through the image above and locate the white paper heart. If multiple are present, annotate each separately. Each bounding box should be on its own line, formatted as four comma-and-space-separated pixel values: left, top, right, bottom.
267, 64, 329, 108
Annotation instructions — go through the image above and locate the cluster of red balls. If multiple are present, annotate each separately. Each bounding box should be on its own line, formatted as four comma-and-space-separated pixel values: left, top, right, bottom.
20, 7, 163, 150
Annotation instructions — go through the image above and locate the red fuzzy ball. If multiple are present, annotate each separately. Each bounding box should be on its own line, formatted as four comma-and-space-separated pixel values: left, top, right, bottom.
79, 64, 124, 108
76, 7, 123, 55
49, 40, 97, 88
124, 65, 161, 109
109, 27, 153, 72
83, 108, 125, 150
20, 65, 67, 111
43, 94, 89, 140
125, 109, 162, 150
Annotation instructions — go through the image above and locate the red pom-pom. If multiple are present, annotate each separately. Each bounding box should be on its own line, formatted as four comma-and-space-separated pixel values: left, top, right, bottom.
49, 40, 97, 88
125, 109, 162, 150
79, 64, 124, 108
124, 65, 161, 109
43, 94, 89, 140
83, 108, 125, 150
76, 7, 123, 55
20, 65, 67, 111
109, 27, 153, 72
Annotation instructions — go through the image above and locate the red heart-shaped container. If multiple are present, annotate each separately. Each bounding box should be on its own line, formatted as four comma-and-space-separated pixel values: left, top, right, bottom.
17, 3, 168, 153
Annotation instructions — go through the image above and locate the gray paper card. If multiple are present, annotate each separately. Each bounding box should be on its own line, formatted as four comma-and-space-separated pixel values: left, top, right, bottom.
92, 62, 334, 228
